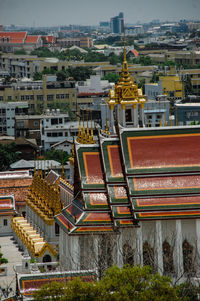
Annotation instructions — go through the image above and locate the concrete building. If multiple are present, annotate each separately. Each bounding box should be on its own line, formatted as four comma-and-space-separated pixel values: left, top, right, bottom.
175, 103, 200, 125
41, 119, 97, 151
15, 114, 41, 144
0, 53, 44, 78
145, 75, 183, 101
179, 69, 200, 96
0, 195, 15, 236
0, 101, 28, 136
144, 98, 170, 127
0, 75, 77, 113
110, 12, 124, 34
57, 36, 93, 48
76, 75, 111, 95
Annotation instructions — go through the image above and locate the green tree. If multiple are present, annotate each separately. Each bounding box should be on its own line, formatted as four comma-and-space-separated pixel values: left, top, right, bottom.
0, 247, 8, 266
33, 72, 42, 81
14, 49, 27, 55
138, 79, 145, 89
183, 74, 193, 98
56, 70, 67, 81
0, 143, 20, 171
99, 265, 180, 301
33, 265, 180, 301
44, 149, 70, 164
31, 47, 54, 57
102, 73, 120, 83
67, 66, 94, 81
177, 281, 200, 301
34, 282, 66, 301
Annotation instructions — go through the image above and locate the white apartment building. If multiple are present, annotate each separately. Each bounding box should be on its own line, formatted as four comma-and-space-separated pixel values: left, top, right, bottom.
0, 101, 28, 136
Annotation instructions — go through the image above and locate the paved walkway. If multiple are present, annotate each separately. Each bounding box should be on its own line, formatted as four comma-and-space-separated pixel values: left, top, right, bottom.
0, 235, 22, 299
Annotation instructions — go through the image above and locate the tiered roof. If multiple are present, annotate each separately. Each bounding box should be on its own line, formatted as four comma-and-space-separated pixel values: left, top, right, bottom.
11, 216, 56, 257
0, 195, 15, 215
56, 125, 200, 234
27, 169, 63, 225
17, 270, 96, 298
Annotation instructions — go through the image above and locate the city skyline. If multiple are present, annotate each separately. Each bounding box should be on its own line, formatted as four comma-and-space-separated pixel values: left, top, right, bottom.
0, 0, 200, 28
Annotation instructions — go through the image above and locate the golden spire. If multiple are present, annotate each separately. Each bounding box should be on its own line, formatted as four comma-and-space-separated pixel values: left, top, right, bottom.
82, 110, 86, 142
86, 106, 90, 143
107, 25, 143, 104
61, 164, 65, 179
77, 107, 82, 143
69, 137, 75, 165
90, 109, 95, 144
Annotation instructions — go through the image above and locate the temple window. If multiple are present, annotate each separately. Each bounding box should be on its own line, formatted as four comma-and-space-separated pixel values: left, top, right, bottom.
55, 222, 59, 236
162, 240, 174, 274
182, 239, 195, 275
123, 243, 134, 266
98, 234, 114, 278
125, 108, 132, 122
143, 241, 154, 271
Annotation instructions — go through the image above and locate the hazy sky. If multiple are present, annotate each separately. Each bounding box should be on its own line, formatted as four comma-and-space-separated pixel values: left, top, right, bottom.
0, 0, 200, 27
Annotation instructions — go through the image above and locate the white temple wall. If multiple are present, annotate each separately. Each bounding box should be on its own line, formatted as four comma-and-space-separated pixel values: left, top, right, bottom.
0, 215, 13, 236
59, 219, 200, 281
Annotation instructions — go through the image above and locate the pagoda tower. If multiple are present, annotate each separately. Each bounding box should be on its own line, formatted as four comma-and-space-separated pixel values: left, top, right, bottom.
106, 35, 146, 131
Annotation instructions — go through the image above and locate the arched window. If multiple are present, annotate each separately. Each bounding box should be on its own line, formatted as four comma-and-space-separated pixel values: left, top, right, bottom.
43, 254, 52, 263
143, 241, 154, 270
163, 240, 174, 274
98, 234, 113, 278
183, 239, 195, 274
123, 243, 134, 266
55, 222, 59, 236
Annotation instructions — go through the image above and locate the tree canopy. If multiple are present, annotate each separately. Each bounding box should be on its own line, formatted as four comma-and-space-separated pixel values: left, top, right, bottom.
33, 265, 180, 301
0, 143, 20, 171
44, 149, 70, 164
102, 73, 120, 83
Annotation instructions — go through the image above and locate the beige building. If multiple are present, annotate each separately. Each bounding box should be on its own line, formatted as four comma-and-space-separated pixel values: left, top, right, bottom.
57, 36, 93, 49
179, 69, 200, 96
0, 53, 44, 78
0, 75, 77, 113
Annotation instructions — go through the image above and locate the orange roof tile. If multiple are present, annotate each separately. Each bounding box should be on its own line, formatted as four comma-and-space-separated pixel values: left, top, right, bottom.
0, 31, 27, 44
25, 35, 39, 43
0, 178, 32, 207
130, 49, 139, 57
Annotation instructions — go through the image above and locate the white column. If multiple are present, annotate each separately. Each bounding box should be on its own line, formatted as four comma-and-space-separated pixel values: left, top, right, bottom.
196, 219, 200, 276
135, 225, 143, 265
93, 236, 99, 272
174, 220, 184, 279
116, 232, 123, 268
155, 220, 163, 274
140, 103, 145, 126
121, 106, 126, 127
70, 236, 80, 270
133, 104, 138, 127
109, 106, 114, 132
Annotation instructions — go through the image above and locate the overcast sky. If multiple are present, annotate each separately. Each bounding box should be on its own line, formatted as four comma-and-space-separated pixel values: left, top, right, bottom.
0, 0, 200, 27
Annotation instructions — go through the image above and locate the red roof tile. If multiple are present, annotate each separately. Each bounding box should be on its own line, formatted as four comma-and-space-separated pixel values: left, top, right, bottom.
0, 178, 32, 208
25, 35, 39, 43
0, 31, 27, 44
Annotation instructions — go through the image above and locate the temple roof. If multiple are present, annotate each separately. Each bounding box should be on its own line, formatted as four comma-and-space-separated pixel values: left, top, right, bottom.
12, 216, 56, 257
0, 195, 15, 215
57, 126, 200, 234
17, 270, 96, 298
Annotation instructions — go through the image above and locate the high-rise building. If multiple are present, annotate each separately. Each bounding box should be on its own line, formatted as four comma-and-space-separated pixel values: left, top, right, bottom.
110, 12, 124, 34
